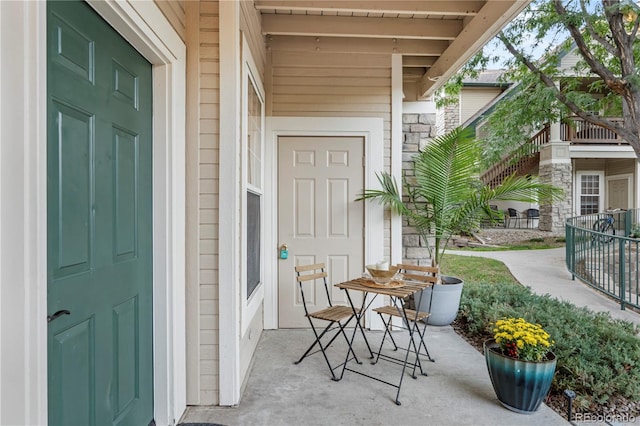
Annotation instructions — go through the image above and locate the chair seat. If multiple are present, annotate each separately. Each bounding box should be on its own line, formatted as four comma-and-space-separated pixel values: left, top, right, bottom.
373, 305, 430, 321
309, 305, 359, 322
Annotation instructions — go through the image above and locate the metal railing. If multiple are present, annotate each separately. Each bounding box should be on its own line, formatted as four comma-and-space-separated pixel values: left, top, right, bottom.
566, 209, 640, 310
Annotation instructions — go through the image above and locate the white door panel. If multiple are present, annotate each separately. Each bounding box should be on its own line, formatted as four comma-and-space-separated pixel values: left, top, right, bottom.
278, 136, 364, 328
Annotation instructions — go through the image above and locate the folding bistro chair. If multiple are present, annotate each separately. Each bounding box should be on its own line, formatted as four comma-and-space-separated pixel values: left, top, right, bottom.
294, 263, 363, 380
372, 264, 439, 377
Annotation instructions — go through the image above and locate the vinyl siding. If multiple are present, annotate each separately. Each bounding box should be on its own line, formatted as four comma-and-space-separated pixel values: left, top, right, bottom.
187, 0, 267, 406
155, 0, 186, 41
606, 158, 635, 176
269, 49, 392, 254
191, 1, 220, 405
240, 1, 266, 79
574, 158, 606, 171
460, 87, 502, 124
559, 50, 582, 74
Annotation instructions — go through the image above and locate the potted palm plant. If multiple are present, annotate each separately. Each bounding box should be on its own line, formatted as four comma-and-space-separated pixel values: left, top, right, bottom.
357, 127, 561, 325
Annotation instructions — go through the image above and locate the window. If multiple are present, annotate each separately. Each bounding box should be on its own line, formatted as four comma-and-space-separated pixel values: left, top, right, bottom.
247, 75, 262, 189
245, 71, 263, 300
576, 172, 603, 215
246, 191, 260, 298
241, 34, 265, 329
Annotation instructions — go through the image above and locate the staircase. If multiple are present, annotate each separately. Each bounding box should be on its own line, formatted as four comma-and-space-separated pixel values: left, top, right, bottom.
481, 125, 549, 188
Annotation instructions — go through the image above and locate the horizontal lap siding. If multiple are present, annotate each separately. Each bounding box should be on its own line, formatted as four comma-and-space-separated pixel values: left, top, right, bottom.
155, 0, 186, 41
240, 1, 266, 79
198, 0, 220, 406
269, 49, 392, 254
460, 87, 502, 124
190, 0, 267, 406
606, 159, 635, 176
270, 52, 391, 138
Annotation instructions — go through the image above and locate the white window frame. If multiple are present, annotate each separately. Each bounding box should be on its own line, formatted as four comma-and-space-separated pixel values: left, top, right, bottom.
575, 171, 604, 215
240, 34, 265, 336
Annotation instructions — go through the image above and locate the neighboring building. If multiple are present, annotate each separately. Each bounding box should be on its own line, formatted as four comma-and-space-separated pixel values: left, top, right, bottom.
451, 51, 638, 233
437, 69, 511, 136
0, 1, 529, 424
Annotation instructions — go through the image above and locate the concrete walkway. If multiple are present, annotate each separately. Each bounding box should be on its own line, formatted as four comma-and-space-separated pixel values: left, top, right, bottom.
447, 247, 640, 325
180, 248, 640, 426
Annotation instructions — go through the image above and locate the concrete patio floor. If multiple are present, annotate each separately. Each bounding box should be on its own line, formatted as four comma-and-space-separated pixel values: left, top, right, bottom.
181, 326, 567, 425
181, 246, 640, 425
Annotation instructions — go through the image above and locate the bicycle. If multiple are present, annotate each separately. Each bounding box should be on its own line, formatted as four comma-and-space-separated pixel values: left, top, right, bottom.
592, 214, 615, 243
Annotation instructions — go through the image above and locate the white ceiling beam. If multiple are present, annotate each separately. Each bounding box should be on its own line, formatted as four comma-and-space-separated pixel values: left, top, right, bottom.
266, 35, 448, 56
255, 1, 484, 16
420, 0, 529, 97
262, 14, 461, 40
403, 56, 437, 67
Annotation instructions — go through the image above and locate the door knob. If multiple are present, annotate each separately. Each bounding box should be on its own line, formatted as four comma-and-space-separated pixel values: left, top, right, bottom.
47, 310, 71, 323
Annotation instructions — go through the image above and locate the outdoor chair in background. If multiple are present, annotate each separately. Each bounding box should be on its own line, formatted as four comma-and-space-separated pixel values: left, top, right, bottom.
294, 263, 363, 381
481, 204, 502, 228
505, 208, 522, 228
371, 264, 438, 377
525, 208, 540, 229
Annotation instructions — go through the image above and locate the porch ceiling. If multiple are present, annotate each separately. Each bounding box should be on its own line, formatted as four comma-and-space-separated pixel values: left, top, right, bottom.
255, 0, 530, 98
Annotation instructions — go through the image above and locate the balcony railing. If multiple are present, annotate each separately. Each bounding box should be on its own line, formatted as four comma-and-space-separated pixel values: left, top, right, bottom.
481, 117, 626, 188
565, 209, 640, 310
561, 117, 624, 144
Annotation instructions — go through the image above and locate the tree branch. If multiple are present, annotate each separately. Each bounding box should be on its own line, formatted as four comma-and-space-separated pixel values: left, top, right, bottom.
554, 0, 626, 94
579, 0, 617, 55
498, 32, 629, 138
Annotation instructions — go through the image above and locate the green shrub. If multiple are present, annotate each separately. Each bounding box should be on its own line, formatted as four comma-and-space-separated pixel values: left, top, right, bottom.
458, 280, 640, 411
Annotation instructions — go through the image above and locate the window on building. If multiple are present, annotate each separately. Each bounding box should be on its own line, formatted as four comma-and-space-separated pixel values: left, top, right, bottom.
577, 172, 603, 215
242, 37, 265, 309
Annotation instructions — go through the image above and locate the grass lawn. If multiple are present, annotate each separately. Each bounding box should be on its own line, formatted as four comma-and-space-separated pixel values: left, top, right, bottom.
440, 254, 519, 284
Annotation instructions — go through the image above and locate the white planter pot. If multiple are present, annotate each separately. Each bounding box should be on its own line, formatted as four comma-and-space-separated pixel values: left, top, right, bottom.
416, 276, 464, 326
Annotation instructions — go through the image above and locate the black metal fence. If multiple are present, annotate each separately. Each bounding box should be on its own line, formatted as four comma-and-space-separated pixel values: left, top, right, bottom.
565, 209, 640, 310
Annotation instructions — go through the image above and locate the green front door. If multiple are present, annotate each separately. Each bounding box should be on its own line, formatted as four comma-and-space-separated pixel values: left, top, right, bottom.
47, 1, 153, 425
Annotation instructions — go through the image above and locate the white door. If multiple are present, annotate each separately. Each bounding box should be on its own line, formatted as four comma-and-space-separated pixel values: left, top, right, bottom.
607, 177, 630, 210
278, 136, 364, 328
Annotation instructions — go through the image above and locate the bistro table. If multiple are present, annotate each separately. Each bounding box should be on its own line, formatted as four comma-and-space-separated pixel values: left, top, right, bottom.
334, 276, 433, 405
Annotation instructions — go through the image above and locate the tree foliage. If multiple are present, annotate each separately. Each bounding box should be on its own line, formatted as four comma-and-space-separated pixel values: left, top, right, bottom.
444, 0, 640, 165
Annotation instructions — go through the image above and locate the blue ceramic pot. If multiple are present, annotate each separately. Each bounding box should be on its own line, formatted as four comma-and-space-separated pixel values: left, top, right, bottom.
484, 339, 557, 414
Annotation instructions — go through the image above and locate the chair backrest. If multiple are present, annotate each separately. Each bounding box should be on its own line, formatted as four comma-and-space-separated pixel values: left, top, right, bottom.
397, 263, 439, 285
526, 208, 540, 218
489, 204, 498, 211
294, 263, 331, 314
507, 208, 518, 218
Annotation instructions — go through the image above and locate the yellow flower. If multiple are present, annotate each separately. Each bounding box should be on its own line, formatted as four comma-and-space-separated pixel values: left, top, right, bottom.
491, 317, 553, 362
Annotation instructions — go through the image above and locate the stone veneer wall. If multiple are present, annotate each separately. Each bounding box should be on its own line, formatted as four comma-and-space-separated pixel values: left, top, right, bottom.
435, 102, 459, 136
402, 112, 437, 265
539, 162, 572, 233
